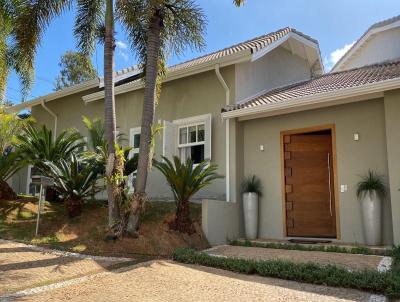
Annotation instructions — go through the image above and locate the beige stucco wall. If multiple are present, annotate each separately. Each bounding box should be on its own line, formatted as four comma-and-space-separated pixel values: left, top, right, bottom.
384, 89, 400, 245
235, 46, 311, 102
342, 28, 400, 71
26, 66, 235, 200
240, 99, 393, 245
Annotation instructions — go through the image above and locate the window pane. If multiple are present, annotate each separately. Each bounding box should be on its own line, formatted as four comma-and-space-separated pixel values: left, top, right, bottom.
179, 146, 190, 162
133, 134, 140, 149
189, 126, 197, 143
191, 144, 205, 164
198, 124, 205, 142
179, 127, 187, 144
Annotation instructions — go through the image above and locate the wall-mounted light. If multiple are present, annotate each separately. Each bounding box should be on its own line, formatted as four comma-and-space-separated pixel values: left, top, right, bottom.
260, 145, 264, 151
354, 133, 360, 141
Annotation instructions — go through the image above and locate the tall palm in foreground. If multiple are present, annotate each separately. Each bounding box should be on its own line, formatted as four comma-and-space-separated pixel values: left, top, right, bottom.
117, 0, 206, 235
154, 156, 222, 233
0, 2, 33, 99
11, 0, 124, 234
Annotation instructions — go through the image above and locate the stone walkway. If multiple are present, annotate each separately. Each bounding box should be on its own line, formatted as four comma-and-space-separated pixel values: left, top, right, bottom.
0, 240, 133, 295
7, 261, 374, 302
205, 245, 391, 272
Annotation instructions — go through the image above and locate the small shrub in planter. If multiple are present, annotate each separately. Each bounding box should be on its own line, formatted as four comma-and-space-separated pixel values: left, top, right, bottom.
356, 170, 386, 246
241, 175, 262, 239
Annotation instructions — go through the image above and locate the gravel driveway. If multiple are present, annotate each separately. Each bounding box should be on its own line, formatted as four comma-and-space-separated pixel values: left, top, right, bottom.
14, 260, 374, 302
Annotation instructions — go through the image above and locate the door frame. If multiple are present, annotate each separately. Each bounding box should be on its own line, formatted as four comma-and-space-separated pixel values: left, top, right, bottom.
280, 124, 341, 240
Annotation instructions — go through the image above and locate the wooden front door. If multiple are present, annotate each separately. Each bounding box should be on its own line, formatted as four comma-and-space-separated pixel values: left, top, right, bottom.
283, 130, 336, 238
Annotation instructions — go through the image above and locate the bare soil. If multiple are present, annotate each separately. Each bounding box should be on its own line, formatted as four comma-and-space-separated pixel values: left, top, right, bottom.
0, 198, 209, 258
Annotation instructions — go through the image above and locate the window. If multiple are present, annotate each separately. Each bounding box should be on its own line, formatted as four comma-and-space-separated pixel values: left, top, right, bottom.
163, 114, 211, 164
128, 127, 141, 192
178, 123, 205, 164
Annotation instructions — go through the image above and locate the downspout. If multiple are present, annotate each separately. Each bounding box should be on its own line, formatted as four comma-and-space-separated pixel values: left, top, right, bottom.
40, 100, 57, 140
215, 64, 231, 202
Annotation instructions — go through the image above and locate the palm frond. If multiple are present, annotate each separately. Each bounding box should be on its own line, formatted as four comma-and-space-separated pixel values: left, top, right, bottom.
74, 0, 105, 55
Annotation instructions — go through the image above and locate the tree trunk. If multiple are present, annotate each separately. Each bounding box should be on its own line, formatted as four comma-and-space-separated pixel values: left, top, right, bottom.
126, 8, 163, 235
171, 200, 193, 234
104, 0, 121, 233
0, 180, 17, 200
65, 197, 83, 218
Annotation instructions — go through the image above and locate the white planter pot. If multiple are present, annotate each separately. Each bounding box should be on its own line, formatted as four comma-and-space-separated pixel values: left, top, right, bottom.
361, 191, 382, 246
243, 192, 259, 240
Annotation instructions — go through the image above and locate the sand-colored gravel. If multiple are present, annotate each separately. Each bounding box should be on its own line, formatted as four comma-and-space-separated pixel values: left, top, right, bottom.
207, 245, 384, 271
20, 260, 373, 302
0, 241, 130, 295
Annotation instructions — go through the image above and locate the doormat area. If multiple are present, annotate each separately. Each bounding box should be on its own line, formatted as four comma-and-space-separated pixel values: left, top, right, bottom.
288, 239, 332, 244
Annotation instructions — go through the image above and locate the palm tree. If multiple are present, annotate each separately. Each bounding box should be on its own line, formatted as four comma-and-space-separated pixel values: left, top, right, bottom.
117, 0, 207, 235
15, 124, 85, 172
154, 156, 222, 233
0, 106, 32, 199
44, 154, 100, 217
10, 0, 124, 234
0, 2, 33, 99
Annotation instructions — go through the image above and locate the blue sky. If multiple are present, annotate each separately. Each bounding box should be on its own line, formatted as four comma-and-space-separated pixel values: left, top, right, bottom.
5, 0, 400, 104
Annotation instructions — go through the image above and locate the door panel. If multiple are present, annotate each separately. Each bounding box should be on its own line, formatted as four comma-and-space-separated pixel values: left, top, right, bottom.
284, 132, 336, 238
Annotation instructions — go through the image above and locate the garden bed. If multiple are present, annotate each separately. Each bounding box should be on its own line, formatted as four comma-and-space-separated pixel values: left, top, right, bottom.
0, 198, 209, 258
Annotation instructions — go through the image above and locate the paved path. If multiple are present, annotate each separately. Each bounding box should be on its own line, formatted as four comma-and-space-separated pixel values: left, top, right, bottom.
0, 240, 132, 295
0, 240, 385, 302
9, 261, 374, 302
206, 245, 390, 271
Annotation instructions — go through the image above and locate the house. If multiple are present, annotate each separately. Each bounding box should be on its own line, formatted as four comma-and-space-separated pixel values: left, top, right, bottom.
9, 16, 400, 247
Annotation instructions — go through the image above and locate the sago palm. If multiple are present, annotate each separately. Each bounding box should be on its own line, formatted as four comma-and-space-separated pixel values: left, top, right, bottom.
116, 0, 207, 235
154, 156, 222, 233
15, 124, 85, 173
44, 154, 100, 217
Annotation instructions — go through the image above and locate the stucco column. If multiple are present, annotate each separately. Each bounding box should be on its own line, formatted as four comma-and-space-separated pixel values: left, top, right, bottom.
384, 90, 400, 245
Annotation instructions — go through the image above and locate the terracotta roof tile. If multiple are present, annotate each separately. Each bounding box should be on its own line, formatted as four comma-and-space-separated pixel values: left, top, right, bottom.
223, 60, 400, 112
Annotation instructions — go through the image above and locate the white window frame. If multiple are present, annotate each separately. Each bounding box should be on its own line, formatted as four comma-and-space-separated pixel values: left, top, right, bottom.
128, 127, 141, 192
172, 114, 212, 163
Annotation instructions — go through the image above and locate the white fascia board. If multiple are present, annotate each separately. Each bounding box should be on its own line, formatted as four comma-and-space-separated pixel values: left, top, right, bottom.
83, 50, 252, 104
221, 77, 400, 120
332, 20, 400, 72
9, 79, 99, 112
251, 32, 320, 62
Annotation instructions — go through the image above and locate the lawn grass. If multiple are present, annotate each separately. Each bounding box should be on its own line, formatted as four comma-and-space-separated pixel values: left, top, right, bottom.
230, 239, 393, 256
173, 247, 400, 299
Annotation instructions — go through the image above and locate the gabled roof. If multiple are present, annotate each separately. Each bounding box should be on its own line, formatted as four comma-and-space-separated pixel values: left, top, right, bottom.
223, 60, 400, 118
332, 15, 400, 72
10, 26, 322, 110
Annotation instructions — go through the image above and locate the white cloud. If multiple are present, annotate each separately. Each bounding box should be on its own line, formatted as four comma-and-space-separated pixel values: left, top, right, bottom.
325, 41, 356, 70
116, 40, 128, 49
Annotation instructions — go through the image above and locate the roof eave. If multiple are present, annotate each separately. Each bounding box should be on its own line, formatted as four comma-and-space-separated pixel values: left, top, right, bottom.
8, 78, 99, 112
221, 77, 400, 120
82, 50, 252, 104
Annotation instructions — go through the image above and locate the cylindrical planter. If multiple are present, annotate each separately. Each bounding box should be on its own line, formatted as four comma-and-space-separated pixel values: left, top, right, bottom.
243, 192, 259, 240
361, 191, 382, 246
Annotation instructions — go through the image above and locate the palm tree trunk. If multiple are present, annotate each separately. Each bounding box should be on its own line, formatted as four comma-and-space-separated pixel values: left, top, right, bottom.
126, 8, 163, 235
172, 200, 193, 234
104, 0, 121, 233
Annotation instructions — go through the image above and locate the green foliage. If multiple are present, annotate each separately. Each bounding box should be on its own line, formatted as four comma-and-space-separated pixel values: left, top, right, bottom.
241, 175, 262, 196
0, 151, 23, 182
54, 51, 97, 91
15, 124, 85, 173
228, 240, 395, 256
173, 248, 400, 299
356, 170, 387, 201
154, 156, 223, 207
43, 154, 100, 201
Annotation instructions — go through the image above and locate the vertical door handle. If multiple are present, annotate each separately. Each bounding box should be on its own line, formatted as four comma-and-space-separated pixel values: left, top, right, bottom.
327, 152, 333, 217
